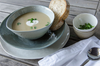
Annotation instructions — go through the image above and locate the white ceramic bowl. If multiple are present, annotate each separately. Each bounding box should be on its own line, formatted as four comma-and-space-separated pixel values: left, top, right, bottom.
73, 13, 98, 39
6, 5, 55, 39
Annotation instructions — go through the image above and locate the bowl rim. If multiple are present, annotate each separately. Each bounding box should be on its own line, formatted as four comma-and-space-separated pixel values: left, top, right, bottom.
73, 13, 98, 32
6, 5, 55, 32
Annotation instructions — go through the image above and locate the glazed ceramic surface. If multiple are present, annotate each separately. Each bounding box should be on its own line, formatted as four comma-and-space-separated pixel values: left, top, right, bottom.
0, 15, 64, 50
0, 23, 70, 59
73, 13, 98, 38
6, 5, 55, 39
0, 15, 70, 59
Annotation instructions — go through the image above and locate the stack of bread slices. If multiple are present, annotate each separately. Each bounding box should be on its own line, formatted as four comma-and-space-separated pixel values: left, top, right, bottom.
49, 0, 70, 31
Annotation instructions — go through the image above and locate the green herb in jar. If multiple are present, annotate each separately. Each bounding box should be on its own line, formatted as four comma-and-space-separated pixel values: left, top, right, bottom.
78, 23, 94, 29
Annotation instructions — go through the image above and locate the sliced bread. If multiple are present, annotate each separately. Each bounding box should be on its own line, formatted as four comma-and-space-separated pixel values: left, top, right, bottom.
49, 0, 68, 31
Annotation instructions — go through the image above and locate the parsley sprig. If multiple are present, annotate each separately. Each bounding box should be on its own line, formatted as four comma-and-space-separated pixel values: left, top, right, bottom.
28, 18, 37, 23
17, 22, 21, 25
30, 27, 33, 29
45, 22, 50, 26
78, 23, 94, 29
30, 26, 37, 29
34, 26, 37, 29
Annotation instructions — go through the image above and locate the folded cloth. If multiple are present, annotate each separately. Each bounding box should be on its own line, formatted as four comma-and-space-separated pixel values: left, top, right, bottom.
38, 36, 100, 66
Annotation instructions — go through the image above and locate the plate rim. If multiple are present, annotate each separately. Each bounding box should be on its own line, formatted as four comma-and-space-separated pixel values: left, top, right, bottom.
0, 22, 70, 59
0, 14, 65, 50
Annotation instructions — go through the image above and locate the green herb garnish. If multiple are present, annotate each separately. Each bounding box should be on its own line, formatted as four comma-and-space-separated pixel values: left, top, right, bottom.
45, 22, 50, 26
28, 18, 34, 23
17, 22, 21, 25
28, 18, 37, 23
30, 27, 33, 29
34, 26, 37, 29
35, 18, 37, 20
78, 23, 94, 29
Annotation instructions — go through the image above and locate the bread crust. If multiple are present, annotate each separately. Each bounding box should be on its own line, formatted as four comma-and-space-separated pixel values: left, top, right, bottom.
50, 20, 64, 31
49, 0, 67, 31
62, 4, 70, 20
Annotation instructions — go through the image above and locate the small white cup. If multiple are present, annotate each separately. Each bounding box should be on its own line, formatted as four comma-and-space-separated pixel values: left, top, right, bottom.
73, 13, 98, 39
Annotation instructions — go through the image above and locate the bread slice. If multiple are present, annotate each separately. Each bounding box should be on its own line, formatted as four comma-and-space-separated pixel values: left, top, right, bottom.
50, 20, 64, 31
49, 0, 68, 31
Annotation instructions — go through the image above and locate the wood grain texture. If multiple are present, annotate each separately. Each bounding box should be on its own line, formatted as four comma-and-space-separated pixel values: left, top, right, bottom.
68, 0, 98, 9
0, 12, 9, 22
0, 55, 31, 66
70, 6, 96, 15
39, 0, 98, 9
95, 1, 100, 39
39, 0, 99, 2
0, 0, 98, 9
0, 0, 49, 7
0, 3, 23, 13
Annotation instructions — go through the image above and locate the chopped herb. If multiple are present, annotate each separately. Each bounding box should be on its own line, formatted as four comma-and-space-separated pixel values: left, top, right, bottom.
34, 26, 37, 29
31, 18, 33, 23
30, 27, 33, 29
17, 22, 21, 25
46, 24, 49, 26
78, 23, 94, 29
28, 18, 37, 23
35, 18, 37, 20
45, 22, 50, 26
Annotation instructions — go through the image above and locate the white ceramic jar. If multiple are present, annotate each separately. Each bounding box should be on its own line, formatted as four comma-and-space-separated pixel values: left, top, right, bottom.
73, 13, 98, 39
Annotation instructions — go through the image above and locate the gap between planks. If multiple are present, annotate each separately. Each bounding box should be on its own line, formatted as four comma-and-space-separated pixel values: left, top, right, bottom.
0, 0, 98, 9
0, 54, 39, 66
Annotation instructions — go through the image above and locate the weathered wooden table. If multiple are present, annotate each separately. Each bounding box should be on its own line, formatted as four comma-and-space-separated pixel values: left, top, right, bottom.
0, 0, 100, 66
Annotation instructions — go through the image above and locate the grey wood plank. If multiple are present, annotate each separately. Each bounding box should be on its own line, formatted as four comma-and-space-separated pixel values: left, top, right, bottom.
0, 0, 98, 9
0, 0, 49, 7
39, 0, 99, 2
0, 12, 9, 22
39, 0, 98, 9
68, 0, 98, 9
95, 1, 100, 39
0, 3, 23, 13
70, 6, 96, 15
0, 2, 96, 15
65, 15, 75, 25
0, 55, 31, 66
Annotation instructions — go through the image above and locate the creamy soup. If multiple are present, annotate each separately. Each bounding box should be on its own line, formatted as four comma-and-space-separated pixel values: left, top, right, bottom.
12, 12, 50, 31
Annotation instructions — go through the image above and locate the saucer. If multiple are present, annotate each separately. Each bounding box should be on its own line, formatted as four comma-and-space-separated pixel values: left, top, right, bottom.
0, 20, 70, 59
0, 15, 65, 50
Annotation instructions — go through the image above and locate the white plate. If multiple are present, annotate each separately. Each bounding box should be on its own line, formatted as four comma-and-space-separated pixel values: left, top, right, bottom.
0, 22, 70, 59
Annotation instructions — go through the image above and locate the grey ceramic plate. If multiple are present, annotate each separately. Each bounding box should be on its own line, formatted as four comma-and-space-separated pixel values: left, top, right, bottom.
0, 15, 65, 50
0, 21, 70, 59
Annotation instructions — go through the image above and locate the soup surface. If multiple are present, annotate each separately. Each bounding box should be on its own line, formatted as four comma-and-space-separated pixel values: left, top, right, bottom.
12, 12, 50, 31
